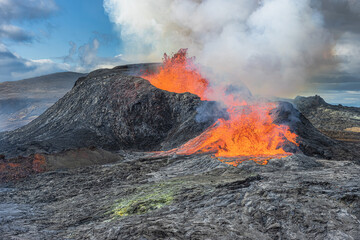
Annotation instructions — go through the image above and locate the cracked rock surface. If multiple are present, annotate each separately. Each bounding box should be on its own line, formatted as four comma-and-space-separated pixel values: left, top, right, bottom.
0, 153, 359, 239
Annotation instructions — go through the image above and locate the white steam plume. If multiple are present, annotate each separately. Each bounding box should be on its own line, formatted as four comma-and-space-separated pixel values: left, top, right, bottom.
104, 0, 334, 97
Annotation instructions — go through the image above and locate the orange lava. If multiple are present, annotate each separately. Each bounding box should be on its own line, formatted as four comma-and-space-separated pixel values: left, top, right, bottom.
142, 49, 209, 100
142, 49, 298, 164
176, 103, 298, 158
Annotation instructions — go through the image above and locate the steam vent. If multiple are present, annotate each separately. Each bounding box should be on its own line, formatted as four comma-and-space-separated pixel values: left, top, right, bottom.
1, 1, 360, 239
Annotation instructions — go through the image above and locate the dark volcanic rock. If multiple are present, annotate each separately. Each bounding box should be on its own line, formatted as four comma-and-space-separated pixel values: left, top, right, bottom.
0, 66, 359, 239
0, 66, 217, 158
0, 153, 359, 239
294, 95, 360, 141
0, 65, 351, 162
272, 102, 336, 159
0, 147, 121, 182
293, 96, 360, 162
44, 147, 122, 170
273, 101, 360, 162
0, 154, 46, 182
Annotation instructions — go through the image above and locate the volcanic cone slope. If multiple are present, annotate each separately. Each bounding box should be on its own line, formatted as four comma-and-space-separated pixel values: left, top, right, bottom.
0, 66, 218, 157
0, 64, 348, 160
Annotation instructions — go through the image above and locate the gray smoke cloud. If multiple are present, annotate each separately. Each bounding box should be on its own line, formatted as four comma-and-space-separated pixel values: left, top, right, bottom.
103, 0, 336, 98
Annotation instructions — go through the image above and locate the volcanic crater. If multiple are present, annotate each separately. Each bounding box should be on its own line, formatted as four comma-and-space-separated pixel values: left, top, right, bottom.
0, 53, 359, 239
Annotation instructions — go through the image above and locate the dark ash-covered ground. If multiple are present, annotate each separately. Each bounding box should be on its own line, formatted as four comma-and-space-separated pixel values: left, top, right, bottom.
0, 64, 359, 239
0, 153, 359, 239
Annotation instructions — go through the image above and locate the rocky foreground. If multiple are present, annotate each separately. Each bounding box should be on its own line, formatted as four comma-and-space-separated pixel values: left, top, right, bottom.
0, 152, 359, 239
0, 65, 359, 239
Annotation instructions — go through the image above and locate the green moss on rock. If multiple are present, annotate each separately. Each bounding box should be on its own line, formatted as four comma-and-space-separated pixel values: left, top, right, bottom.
112, 183, 175, 217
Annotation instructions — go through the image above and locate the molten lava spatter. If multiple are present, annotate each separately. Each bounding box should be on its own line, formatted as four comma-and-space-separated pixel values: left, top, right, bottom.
143, 49, 298, 164
142, 49, 209, 100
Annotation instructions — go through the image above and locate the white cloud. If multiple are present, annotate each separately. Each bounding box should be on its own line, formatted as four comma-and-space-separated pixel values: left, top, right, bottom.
0, 0, 58, 21
0, 44, 70, 82
0, 0, 58, 42
63, 38, 126, 73
0, 24, 32, 42
11, 59, 70, 80
0, 0, 125, 83
104, 0, 334, 98
0, 0, 66, 81
0, 38, 127, 82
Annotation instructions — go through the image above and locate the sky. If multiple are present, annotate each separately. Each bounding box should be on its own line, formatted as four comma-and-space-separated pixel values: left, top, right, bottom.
0, 0, 359, 106
0, 0, 125, 81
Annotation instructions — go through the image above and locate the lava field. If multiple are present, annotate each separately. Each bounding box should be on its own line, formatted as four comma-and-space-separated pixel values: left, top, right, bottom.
0, 60, 359, 239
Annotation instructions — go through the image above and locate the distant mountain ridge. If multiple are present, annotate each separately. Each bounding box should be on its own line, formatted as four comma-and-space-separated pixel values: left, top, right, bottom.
294, 95, 360, 142
0, 72, 86, 98
0, 72, 86, 132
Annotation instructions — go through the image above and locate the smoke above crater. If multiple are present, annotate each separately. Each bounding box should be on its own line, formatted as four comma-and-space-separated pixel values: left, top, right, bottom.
104, 0, 336, 97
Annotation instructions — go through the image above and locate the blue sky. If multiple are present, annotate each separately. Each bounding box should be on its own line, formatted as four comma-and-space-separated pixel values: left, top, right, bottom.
0, 0, 125, 82
0, 0, 359, 107
9, 0, 121, 60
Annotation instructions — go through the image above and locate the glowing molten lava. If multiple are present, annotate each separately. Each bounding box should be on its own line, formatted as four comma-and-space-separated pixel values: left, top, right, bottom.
142, 49, 298, 165
142, 48, 209, 100
177, 103, 297, 156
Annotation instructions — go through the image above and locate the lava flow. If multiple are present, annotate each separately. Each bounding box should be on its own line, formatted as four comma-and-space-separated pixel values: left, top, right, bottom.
142, 49, 298, 165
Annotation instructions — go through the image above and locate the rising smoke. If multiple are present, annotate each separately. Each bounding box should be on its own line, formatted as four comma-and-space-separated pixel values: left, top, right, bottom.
103, 0, 335, 98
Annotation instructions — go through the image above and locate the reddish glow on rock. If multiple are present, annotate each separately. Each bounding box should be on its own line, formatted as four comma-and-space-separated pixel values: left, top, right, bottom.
0, 154, 47, 181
